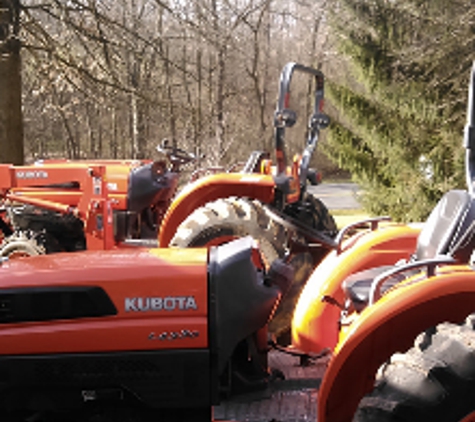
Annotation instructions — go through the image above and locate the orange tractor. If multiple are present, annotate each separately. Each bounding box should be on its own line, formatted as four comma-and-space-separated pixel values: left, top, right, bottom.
293, 62, 475, 422
0, 148, 197, 257
3, 62, 475, 422
0, 236, 294, 422
0, 62, 336, 267
0, 63, 337, 341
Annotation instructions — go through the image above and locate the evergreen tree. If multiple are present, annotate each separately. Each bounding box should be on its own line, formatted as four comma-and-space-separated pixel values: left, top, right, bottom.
324, 0, 473, 221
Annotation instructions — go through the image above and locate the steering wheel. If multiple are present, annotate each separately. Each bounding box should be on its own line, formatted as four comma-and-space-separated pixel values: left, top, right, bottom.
156, 139, 196, 166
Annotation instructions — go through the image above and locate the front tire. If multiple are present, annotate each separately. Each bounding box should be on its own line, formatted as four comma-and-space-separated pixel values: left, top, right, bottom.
355, 320, 475, 422
0, 233, 44, 259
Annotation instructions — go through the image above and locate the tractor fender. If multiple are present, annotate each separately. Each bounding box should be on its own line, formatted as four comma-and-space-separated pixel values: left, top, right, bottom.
318, 266, 475, 422
158, 173, 275, 247
291, 224, 420, 353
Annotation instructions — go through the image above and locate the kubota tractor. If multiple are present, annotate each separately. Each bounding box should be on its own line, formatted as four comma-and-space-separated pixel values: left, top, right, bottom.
0, 143, 197, 257
158, 63, 338, 340
290, 61, 475, 422
1, 63, 338, 342
0, 236, 296, 422
1, 62, 337, 270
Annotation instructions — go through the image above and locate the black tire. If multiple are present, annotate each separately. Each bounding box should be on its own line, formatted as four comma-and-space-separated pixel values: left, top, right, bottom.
170, 197, 334, 344
295, 192, 338, 235
170, 197, 287, 265
355, 319, 475, 422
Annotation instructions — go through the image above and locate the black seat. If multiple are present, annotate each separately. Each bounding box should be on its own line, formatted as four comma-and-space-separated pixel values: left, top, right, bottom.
343, 190, 475, 311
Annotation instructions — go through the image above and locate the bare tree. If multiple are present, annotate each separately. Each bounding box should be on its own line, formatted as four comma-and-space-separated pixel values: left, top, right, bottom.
18, 0, 332, 169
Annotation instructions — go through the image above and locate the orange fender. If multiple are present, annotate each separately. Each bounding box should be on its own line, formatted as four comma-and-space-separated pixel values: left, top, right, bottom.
292, 224, 420, 353
318, 266, 475, 422
158, 173, 275, 246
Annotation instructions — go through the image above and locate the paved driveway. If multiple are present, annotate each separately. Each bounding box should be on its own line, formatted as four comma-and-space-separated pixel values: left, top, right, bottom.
308, 183, 361, 210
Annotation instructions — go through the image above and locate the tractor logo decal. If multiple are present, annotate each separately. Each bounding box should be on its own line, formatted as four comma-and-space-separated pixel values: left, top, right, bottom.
125, 296, 198, 312
16, 170, 48, 179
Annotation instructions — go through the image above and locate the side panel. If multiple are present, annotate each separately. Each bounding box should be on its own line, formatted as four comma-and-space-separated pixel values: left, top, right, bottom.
0, 248, 209, 354
0, 164, 13, 190
4, 163, 133, 210
318, 267, 475, 422
292, 224, 420, 353
158, 173, 275, 246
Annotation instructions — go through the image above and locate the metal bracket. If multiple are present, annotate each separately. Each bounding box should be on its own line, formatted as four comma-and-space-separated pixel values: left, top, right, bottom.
264, 205, 337, 249
335, 216, 392, 254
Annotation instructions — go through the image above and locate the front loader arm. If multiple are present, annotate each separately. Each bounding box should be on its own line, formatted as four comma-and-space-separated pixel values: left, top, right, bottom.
158, 173, 275, 247
318, 267, 475, 422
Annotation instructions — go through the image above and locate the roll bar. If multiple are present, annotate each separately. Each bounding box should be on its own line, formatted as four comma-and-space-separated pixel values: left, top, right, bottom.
273, 63, 330, 188
464, 61, 475, 196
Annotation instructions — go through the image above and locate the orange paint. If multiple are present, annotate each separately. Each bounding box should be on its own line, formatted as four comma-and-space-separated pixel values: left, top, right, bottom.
318, 267, 475, 422
292, 224, 420, 353
158, 173, 275, 246
0, 247, 209, 354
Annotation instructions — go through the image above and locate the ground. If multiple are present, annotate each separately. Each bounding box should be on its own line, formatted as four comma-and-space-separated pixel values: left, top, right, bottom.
215, 351, 329, 422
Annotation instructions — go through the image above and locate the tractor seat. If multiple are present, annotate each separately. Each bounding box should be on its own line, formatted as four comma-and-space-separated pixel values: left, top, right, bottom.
342, 266, 409, 312
343, 190, 475, 312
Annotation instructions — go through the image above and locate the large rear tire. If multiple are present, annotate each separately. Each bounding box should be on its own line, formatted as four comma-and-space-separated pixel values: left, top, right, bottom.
170, 197, 287, 264
355, 319, 475, 422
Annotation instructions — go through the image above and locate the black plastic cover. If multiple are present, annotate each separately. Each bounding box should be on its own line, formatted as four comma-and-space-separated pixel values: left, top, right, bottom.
342, 266, 404, 312
127, 163, 169, 212
208, 237, 281, 375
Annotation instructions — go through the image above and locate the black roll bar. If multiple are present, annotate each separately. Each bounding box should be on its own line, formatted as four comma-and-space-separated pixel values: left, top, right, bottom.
464, 61, 475, 196
274, 63, 326, 180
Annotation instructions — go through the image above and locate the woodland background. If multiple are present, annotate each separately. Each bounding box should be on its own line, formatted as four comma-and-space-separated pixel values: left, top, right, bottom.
0, 0, 473, 221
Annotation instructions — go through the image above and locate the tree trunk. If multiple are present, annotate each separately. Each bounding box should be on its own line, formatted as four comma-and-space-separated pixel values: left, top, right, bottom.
111, 105, 118, 159
215, 46, 226, 163
0, 0, 23, 164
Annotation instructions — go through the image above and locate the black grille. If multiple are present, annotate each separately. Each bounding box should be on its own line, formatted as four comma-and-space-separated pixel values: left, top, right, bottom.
0, 286, 117, 324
